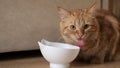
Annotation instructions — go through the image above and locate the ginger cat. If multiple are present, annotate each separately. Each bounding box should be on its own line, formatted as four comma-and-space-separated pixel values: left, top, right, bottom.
58, 4, 120, 64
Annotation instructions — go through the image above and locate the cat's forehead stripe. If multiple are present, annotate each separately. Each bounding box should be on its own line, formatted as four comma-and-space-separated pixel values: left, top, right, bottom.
71, 9, 88, 19
70, 9, 90, 27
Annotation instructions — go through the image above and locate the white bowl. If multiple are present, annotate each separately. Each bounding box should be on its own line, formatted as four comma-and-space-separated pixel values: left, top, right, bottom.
38, 39, 80, 68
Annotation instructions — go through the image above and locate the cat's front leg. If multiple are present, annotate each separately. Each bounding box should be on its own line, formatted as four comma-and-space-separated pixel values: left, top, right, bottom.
90, 51, 106, 64
90, 55, 105, 64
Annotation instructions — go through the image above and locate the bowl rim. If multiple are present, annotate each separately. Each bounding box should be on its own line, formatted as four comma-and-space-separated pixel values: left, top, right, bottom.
38, 40, 80, 50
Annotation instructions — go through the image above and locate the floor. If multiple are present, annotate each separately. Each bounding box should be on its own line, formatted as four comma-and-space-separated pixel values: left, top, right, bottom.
0, 50, 120, 68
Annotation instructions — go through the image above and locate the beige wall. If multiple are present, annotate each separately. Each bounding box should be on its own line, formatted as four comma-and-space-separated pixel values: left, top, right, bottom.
0, 0, 99, 52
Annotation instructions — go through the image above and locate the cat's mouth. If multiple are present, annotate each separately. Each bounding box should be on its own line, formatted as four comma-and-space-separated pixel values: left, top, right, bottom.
77, 38, 85, 47
69, 34, 86, 47
76, 33, 87, 47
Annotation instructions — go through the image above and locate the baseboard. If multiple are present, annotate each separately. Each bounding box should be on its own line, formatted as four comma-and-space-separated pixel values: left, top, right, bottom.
0, 49, 42, 61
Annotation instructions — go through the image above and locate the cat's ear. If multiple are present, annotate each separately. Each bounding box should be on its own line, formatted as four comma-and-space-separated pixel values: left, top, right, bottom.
57, 7, 70, 21
88, 2, 96, 14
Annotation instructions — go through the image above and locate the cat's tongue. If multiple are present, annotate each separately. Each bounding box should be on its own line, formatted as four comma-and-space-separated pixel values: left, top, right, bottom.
77, 39, 85, 47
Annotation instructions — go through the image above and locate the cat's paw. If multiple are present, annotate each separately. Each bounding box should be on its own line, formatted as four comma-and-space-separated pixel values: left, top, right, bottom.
90, 58, 104, 64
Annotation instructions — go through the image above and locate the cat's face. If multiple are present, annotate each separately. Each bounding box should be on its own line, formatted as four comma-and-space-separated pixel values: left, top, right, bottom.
58, 5, 99, 46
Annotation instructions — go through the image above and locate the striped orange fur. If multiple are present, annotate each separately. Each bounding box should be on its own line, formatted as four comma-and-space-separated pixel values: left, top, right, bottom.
58, 4, 120, 64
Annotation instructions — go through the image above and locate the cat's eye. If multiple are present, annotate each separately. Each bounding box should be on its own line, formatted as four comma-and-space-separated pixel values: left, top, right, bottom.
70, 25, 76, 30
84, 24, 89, 29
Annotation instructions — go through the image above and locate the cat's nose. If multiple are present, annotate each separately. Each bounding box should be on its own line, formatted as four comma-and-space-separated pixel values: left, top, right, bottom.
76, 30, 83, 38
78, 33, 83, 38
78, 34, 84, 40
